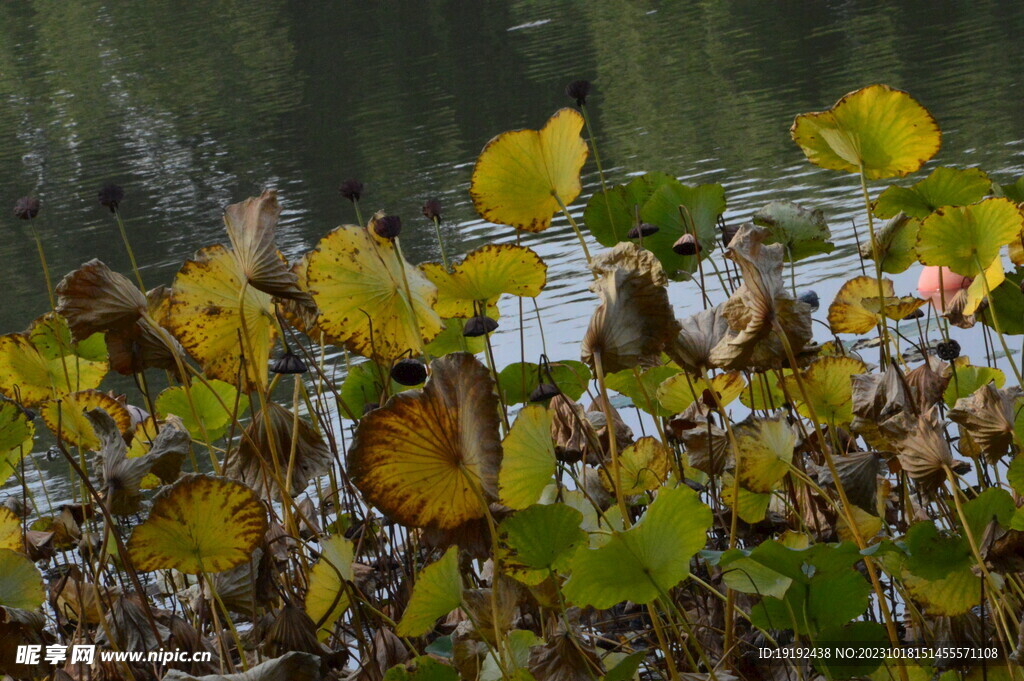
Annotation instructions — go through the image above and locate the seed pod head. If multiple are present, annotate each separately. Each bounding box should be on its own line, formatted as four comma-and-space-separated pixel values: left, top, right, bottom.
13, 196, 40, 220
372, 214, 402, 239
422, 198, 442, 221
338, 179, 364, 202
903, 307, 925, 320
528, 382, 560, 403
98, 184, 124, 213
798, 290, 820, 312
270, 351, 307, 374
936, 339, 961, 361
462, 315, 498, 337
627, 223, 659, 239
672, 232, 701, 256
391, 358, 427, 386
721, 222, 740, 248
565, 79, 591, 107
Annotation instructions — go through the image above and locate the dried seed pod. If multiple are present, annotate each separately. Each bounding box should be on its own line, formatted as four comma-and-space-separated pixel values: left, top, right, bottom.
391, 358, 427, 386
627, 223, 658, 239
338, 178, 364, 202
13, 196, 40, 220
672, 232, 701, 255
528, 382, 560, 403
936, 339, 961, 361
422, 198, 442, 221
463, 314, 498, 337
98, 183, 124, 212
372, 214, 402, 239
565, 79, 591, 106
270, 351, 308, 375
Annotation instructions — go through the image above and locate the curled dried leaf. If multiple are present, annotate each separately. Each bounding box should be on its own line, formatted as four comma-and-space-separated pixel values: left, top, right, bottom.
581, 242, 681, 374
948, 383, 1022, 462
55, 259, 147, 341
667, 305, 729, 374
897, 405, 958, 493
709, 224, 812, 370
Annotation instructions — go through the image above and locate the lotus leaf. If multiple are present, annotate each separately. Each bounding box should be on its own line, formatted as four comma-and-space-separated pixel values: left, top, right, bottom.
634, 180, 726, 278
421, 244, 546, 318
859, 213, 921, 274
348, 353, 502, 530
0, 549, 44, 610
470, 108, 588, 232
127, 474, 267, 573
733, 414, 797, 493
657, 370, 745, 415
563, 485, 712, 608
499, 404, 556, 510
396, 546, 462, 637
599, 436, 671, 495
0, 402, 34, 488
791, 84, 940, 179
498, 359, 591, 405
498, 503, 586, 585
307, 218, 442, 361
874, 167, 991, 219
0, 507, 19, 552
41, 390, 131, 450
54, 259, 148, 340
751, 200, 834, 261
916, 197, 1023, 276
604, 365, 678, 417
304, 534, 354, 639
156, 379, 249, 442
828, 276, 926, 334
784, 356, 868, 424
943, 358, 1005, 407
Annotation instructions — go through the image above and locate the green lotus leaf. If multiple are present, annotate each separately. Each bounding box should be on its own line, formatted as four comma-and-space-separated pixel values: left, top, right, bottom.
562, 485, 711, 609
978, 268, 1024, 335
604, 365, 680, 417
752, 201, 835, 261
916, 197, 1023, 276
638, 181, 726, 279
396, 546, 462, 637
384, 657, 459, 681
995, 175, 1024, 203
0, 402, 34, 488
155, 379, 249, 441
751, 561, 871, 636
903, 521, 971, 580
498, 360, 591, 405
813, 622, 888, 678
860, 214, 921, 274
0, 549, 45, 610
498, 404, 556, 510
582, 171, 678, 245
338, 361, 417, 418
498, 503, 586, 585
943, 360, 1005, 407
424, 317, 487, 357
874, 167, 992, 219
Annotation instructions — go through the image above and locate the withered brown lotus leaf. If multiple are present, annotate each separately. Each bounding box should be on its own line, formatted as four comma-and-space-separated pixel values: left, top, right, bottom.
679, 407, 731, 476
904, 356, 950, 412
224, 190, 315, 309
348, 352, 503, 530
192, 548, 274, 616
585, 397, 634, 462
943, 288, 977, 329
162, 651, 320, 681
581, 242, 682, 374
709, 224, 813, 370
0, 606, 50, 678
88, 409, 187, 516
850, 364, 915, 451
897, 405, 956, 493
223, 402, 332, 501
549, 394, 601, 464
265, 604, 324, 658
948, 383, 1022, 461
816, 450, 882, 512
460, 577, 519, 645
99, 594, 168, 653
106, 286, 184, 376
667, 304, 730, 374
528, 626, 602, 681
55, 259, 148, 341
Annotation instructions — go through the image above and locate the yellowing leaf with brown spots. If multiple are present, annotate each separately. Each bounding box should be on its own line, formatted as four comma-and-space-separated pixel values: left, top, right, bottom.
784, 356, 868, 424
656, 371, 745, 415
0, 313, 108, 407
168, 244, 276, 392
828, 276, 925, 334
791, 84, 940, 180
600, 436, 671, 496
0, 506, 21, 552
0, 401, 34, 488
348, 353, 502, 530
41, 390, 131, 450
307, 221, 442, 361
734, 414, 797, 493
470, 108, 588, 232
127, 474, 267, 574
421, 244, 547, 318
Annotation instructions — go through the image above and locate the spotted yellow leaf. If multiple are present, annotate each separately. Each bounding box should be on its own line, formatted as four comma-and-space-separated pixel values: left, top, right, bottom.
656, 371, 745, 414
0, 506, 20, 552
828, 276, 925, 334
600, 436, 671, 496
470, 108, 589, 232
421, 244, 547, 318
307, 221, 442, 361
304, 534, 355, 640
791, 84, 940, 180
348, 353, 502, 530
127, 474, 267, 573
0, 314, 107, 407
734, 415, 797, 493
784, 356, 868, 424
168, 244, 276, 392
41, 390, 131, 450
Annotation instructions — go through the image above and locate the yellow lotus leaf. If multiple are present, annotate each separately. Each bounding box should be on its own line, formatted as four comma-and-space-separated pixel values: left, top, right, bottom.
421, 244, 547, 318
0, 506, 20, 552
917, 197, 1023, 276
791, 84, 941, 179
223, 189, 316, 308
499, 404, 556, 510
720, 473, 772, 523
348, 353, 502, 530
0, 314, 108, 406
304, 534, 355, 639
0, 401, 34, 487
962, 256, 1005, 317
657, 371, 745, 415
600, 436, 671, 496
903, 565, 978, 616
784, 356, 868, 424
733, 414, 797, 493
837, 504, 883, 544
0, 549, 45, 610
168, 244, 276, 392
470, 108, 588, 232
41, 390, 131, 450
307, 220, 442, 361
828, 276, 925, 334
127, 474, 267, 573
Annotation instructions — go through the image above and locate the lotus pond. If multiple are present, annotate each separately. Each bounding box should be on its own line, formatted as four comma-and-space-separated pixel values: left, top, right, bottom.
4, 6, 1024, 681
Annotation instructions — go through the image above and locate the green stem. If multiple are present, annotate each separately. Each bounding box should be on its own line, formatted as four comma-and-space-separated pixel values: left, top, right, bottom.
972, 253, 1023, 385
114, 208, 145, 291
857, 166, 892, 365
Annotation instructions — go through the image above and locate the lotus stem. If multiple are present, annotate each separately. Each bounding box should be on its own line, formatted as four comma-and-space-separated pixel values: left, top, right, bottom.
857, 166, 893, 366
430, 214, 450, 271
30, 226, 56, 310
113, 208, 145, 291
592, 352, 631, 526
972, 253, 1022, 385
